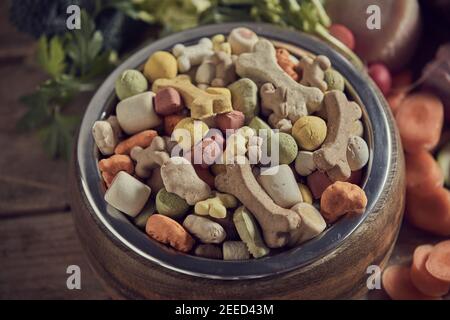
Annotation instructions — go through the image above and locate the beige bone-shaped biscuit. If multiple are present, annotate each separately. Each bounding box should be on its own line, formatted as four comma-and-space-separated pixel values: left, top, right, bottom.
130, 136, 170, 178
161, 157, 211, 205
152, 75, 232, 120
215, 161, 301, 248
236, 40, 324, 119
298, 55, 331, 92
313, 90, 362, 182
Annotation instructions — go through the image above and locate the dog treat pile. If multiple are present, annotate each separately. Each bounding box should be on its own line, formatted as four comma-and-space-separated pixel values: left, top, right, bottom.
93, 27, 369, 259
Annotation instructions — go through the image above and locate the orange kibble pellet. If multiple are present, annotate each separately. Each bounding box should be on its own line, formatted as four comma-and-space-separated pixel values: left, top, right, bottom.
114, 130, 157, 155
145, 214, 195, 253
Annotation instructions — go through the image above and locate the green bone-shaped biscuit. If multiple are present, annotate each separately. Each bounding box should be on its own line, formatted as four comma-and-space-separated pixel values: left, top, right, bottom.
233, 206, 270, 258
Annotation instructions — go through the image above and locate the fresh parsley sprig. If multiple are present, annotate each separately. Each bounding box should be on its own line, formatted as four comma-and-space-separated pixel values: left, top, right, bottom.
19, 11, 117, 159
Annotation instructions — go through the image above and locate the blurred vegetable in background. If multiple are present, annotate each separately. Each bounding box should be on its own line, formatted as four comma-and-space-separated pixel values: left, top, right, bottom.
12, 0, 357, 159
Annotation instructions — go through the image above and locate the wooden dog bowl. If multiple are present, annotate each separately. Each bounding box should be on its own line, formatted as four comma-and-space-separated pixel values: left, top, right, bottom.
69, 23, 405, 299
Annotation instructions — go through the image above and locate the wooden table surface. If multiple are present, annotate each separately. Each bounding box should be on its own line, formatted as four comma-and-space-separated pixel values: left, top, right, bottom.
0, 2, 448, 300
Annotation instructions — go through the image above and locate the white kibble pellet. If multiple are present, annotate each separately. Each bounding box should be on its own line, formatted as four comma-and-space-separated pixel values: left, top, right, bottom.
295, 151, 317, 176
223, 241, 250, 260
116, 92, 161, 135
347, 136, 369, 171
258, 165, 302, 208
289, 202, 327, 246
92, 120, 118, 156
228, 28, 259, 55
104, 171, 151, 217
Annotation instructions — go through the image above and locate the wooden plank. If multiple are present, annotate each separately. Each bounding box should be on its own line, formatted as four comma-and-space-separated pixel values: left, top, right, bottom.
0, 212, 109, 299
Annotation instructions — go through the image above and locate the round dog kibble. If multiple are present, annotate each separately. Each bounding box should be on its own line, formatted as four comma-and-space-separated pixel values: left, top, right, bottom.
183, 215, 227, 244
223, 241, 250, 260
292, 116, 327, 151
347, 136, 369, 171
144, 51, 178, 82
324, 69, 345, 91
115, 69, 148, 101
156, 188, 189, 219
274, 132, 298, 165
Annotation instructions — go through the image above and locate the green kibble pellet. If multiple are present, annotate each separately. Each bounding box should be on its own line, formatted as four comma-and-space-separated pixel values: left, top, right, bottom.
156, 188, 189, 219
324, 69, 345, 91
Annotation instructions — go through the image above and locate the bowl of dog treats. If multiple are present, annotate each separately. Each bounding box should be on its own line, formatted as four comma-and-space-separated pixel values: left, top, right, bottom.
69, 23, 405, 299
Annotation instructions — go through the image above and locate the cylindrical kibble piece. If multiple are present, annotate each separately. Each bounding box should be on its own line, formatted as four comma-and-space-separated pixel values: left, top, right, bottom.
233, 206, 269, 258
92, 120, 118, 156
146, 214, 194, 252
116, 92, 161, 135
292, 116, 327, 151
223, 241, 250, 260
347, 136, 369, 171
144, 51, 178, 82
115, 69, 148, 100
195, 244, 223, 260
104, 171, 151, 217
156, 188, 189, 219
183, 215, 227, 244
257, 165, 302, 208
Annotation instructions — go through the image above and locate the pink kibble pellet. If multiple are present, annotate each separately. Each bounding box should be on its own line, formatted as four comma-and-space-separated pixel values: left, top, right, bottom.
307, 170, 333, 200
216, 110, 245, 132
155, 87, 184, 116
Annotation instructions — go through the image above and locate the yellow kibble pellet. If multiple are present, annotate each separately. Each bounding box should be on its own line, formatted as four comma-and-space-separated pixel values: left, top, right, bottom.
144, 51, 178, 82
292, 116, 327, 151
298, 183, 313, 205
173, 117, 209, 150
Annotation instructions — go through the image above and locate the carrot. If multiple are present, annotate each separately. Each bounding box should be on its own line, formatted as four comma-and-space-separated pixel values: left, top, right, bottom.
387, 91, 406, 114
395, 92, 444, 154
406, 187, 450, 236
425, 240, 450, 282
405, 151, 443, 195
410, 245, 450, 297
382, 265, 441, 300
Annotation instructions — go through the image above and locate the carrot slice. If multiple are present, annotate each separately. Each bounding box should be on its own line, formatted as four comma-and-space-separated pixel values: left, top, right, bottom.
387, 91, 406, 114
410, 245, 450, 297
395, 92, 444, 154
382, 265, 441, 300
405, 151, 444, 195
406, 187, 450, 236
425, 240, 450, 282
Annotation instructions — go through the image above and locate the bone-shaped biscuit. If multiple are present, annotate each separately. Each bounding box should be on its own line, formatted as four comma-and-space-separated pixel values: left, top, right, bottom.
236, 40, 324, 119
313, 90, 362, 182
152, 75, 232, 120
130, 136, 170, 178
215, 161, 301, 248
298, 55, 331, 92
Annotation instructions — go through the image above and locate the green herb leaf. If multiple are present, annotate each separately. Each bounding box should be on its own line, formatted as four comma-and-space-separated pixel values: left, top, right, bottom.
36, 36, 66, 78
